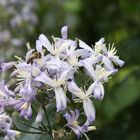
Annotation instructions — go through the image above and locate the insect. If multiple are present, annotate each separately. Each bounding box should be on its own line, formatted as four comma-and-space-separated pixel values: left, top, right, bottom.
26, 51, 41, 64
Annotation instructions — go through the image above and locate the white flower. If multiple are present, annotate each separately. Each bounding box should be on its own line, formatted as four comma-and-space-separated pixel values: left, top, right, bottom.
102, 44, 124, 70
68, 80, 95, 124
35, 68, 73, 111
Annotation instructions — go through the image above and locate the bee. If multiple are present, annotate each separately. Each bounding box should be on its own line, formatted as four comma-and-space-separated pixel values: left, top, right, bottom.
26, 51, 41, 64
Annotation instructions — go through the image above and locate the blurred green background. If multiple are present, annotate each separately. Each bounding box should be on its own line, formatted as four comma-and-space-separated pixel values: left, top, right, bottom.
0, 0, 140, 140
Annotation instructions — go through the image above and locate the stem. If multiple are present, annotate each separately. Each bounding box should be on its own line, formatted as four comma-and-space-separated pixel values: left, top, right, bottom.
22, 122, 43, 131
83, 133, 90, 140
41, 122, 47, 131
79, 70, 86, 88
13, 123, 43, 134
42, 105, 52, 136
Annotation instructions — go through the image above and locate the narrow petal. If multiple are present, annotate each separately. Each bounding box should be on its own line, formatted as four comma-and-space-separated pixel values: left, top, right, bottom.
26, 104, 32, 119
96, 38, 105, 45
86, 82, 97, 96
39, 34, 52, 52
93, 83, 104, 100
70, 110, 79, 121
64, 113, 71, 122
102, 56, 114, 71
79, 40, 94, 53
0, 61, 15, 72
54, 87, 67, 112
35, 72, 54, 87
110, 56, 125, 67
68, 81, 82, 97
81, 60, 96, 80
75, 49, 89, 58
36, 40, 42, 53
59, 68, 71, 82
61, 26, 68, 39
83, 98, 95, 124
70, 126, 83, 138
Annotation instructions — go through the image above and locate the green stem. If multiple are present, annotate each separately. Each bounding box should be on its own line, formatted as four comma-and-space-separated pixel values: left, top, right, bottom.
79, 70, 86, 88
22, 122, 43, 131
42, 105, 52, 136
41, 122, 47, 131
85, 77, 92, 87
13, 123, 43, 134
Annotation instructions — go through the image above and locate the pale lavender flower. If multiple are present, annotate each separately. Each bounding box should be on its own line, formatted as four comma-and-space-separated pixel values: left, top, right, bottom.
68, 80, 95, 124
0, 109, 20, 140
0, 81, 15, 108
64, 109, 96, 138
12, 82, 36, 119
64, 43, 90, 68
11, 62, 32, 92
79, 39, 94, 53
39, 27, 76, 59
64, 109, 83, 138
35, 68, 73, 112
0, 26, 124, 139
81, 61, 117, 100
84, 62, 117, 82
82, 120, 96, 133
0, 61, 15, 72
94, 38, 107, 55
102, 44, 124, 70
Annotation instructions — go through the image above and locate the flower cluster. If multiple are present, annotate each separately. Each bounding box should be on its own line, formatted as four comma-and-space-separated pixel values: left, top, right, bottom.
0, 26, 124, 139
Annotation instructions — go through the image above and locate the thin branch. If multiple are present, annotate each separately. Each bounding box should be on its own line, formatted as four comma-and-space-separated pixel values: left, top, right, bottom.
22, 122, 43, 131
42, 105, 52, 136
13, 123, 43, 134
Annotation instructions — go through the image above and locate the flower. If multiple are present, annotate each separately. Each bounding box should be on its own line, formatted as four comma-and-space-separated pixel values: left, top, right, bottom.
80, 58, 118, 100
35, 68, 73, 112
11, 81, 36, 119
0, 109, 20, 140
0, 26, 124, 139
102, 44, 124, 71
0, 61, 15, 72
64, 109, 83, 138
68, 80, 95, 124
64, 109, 96, 138
0, 81, 15, 109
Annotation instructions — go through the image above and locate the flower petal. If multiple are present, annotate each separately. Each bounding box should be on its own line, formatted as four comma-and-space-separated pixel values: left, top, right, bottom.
54, 87, 67, 112
83, 98, 95, 124
68, 81, 82, 97
61, 26, 68, 39
81, 60, 96, 80
39, 34, 52, 52
93, 83, 104, 100
79, 40, 94, 52
35, 72, 54, 87
109, 56, 125, 67
36, 40, 42, 53
102, 56, 114, 71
